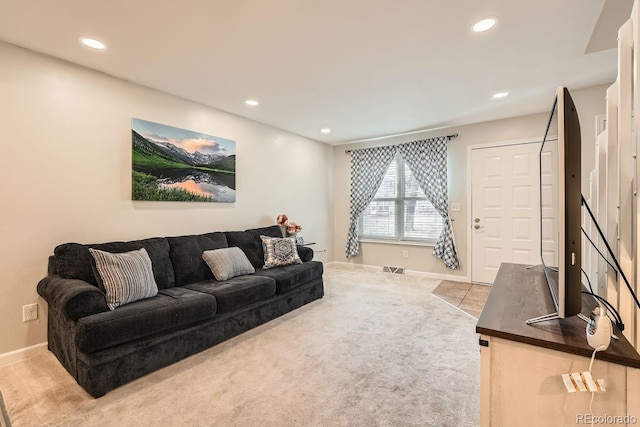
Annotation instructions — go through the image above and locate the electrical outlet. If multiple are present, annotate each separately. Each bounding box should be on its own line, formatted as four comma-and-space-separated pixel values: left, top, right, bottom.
402, 250, 409, 259
23, 303, 38, 322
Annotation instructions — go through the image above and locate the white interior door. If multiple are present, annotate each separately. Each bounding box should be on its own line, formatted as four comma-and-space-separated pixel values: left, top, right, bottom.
471, 142, 541, 284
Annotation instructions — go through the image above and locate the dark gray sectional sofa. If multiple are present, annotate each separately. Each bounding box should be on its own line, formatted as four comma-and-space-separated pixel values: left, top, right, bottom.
37, 225, 324, 397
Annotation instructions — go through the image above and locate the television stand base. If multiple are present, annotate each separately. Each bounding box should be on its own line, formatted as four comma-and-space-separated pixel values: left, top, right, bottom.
525, 264, 558, 273
526, 312, 591, 325
525, 312, 559, 325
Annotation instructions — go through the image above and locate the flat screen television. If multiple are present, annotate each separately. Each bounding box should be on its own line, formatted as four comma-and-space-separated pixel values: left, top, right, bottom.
527, 86, 582, 324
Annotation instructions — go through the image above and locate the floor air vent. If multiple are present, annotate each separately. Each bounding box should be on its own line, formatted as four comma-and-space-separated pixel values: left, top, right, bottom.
382, 266, 405, 274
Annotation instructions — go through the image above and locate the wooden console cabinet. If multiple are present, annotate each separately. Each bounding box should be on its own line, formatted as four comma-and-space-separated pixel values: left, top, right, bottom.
476, 263, 640, 426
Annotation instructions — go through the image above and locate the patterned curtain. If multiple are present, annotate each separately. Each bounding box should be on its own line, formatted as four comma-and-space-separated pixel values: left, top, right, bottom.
346, 145, 398, 257
397, 137, 460, 269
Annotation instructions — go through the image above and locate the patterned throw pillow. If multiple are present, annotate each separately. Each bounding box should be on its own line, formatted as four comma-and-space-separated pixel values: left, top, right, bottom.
202, 247, 255, 281
260, 235, 303, 269
89, 248, 159, 310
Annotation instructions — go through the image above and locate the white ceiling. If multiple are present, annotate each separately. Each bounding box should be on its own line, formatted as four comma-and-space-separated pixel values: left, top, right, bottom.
0, 0, 632, 144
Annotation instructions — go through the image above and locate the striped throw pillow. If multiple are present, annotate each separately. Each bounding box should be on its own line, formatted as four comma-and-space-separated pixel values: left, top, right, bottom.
89, 248, 158, 310
202, 247, 255, 281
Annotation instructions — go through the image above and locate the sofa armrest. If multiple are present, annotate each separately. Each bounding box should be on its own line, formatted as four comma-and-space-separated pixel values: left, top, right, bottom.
37, 275, 108, 321
296, 246, 314, 262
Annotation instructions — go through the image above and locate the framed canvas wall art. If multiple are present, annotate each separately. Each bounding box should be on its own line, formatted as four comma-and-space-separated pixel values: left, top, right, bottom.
131, 118, 236, 202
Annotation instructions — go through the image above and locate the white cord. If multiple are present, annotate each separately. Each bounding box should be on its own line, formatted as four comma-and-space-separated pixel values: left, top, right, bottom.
588, 346, 604, 427
588, 346, 600, 372
589, 391, 595, 427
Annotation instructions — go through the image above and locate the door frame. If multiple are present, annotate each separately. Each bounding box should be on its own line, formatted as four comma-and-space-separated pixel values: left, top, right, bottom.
466, 137, 543, 283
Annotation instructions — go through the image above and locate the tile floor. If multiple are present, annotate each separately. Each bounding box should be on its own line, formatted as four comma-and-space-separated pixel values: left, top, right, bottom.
432, 280, 491, 318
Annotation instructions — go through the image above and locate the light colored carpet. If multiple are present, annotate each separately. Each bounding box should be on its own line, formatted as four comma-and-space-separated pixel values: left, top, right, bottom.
0, 265, 479, 427
0, 389, 10, 427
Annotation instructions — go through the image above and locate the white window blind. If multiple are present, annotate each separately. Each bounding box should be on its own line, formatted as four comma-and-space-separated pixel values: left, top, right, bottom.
359, 155, 443, 243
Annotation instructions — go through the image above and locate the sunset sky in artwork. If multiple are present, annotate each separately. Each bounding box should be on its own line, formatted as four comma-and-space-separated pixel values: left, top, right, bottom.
132, 118, 236, 156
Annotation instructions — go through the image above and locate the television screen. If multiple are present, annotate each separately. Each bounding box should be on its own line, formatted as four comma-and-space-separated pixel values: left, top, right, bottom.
536, 87, 582, 321
540, 97, 560, 307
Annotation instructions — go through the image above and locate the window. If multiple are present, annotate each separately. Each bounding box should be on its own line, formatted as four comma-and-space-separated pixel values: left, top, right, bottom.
358, 155, 443, 243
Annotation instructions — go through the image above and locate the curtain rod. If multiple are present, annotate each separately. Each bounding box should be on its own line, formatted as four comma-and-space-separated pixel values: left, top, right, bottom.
344, 133, 458, 154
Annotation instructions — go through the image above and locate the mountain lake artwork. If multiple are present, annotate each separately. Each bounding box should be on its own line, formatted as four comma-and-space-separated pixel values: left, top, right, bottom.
132, 118, 236, 202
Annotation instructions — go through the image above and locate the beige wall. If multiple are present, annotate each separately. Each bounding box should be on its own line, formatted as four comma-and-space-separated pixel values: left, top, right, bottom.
0, 42, 333, 356
0, 38, 610, 356
332, 84, 609, 280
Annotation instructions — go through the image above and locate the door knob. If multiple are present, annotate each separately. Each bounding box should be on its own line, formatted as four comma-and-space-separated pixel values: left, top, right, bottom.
474, 224, 484, 229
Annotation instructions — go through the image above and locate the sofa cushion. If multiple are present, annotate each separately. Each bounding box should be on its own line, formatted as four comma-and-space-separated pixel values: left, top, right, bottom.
76, 287, 217, 354
245, 225, 284, 239
54, 237, 175, 289
225, 225, 283, 269
202, 247, 255, 281
254, 261, 324, 294
89, 248, 159, 310
184, 275, 276, 313
168, 233, 228, 286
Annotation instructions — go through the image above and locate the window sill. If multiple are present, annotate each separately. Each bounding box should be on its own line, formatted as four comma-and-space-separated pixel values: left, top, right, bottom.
358, 238, 435, 248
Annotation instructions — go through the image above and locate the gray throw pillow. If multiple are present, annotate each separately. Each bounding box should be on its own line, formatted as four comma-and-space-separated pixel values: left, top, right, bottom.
89, 248, 159, 310
260, 235, 303, 269
202, 247, 255, 281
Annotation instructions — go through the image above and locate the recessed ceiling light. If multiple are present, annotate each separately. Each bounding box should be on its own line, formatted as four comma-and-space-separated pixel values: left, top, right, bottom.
79, 37, 106, 50
320, 128, 332, 134
492, 91, 509, 99
245, 99, 259, 106
472, 18, 496, 33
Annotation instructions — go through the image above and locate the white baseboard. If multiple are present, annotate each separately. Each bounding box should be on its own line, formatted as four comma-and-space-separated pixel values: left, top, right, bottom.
327, 261, 470, 282
0, 342, 47, 368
